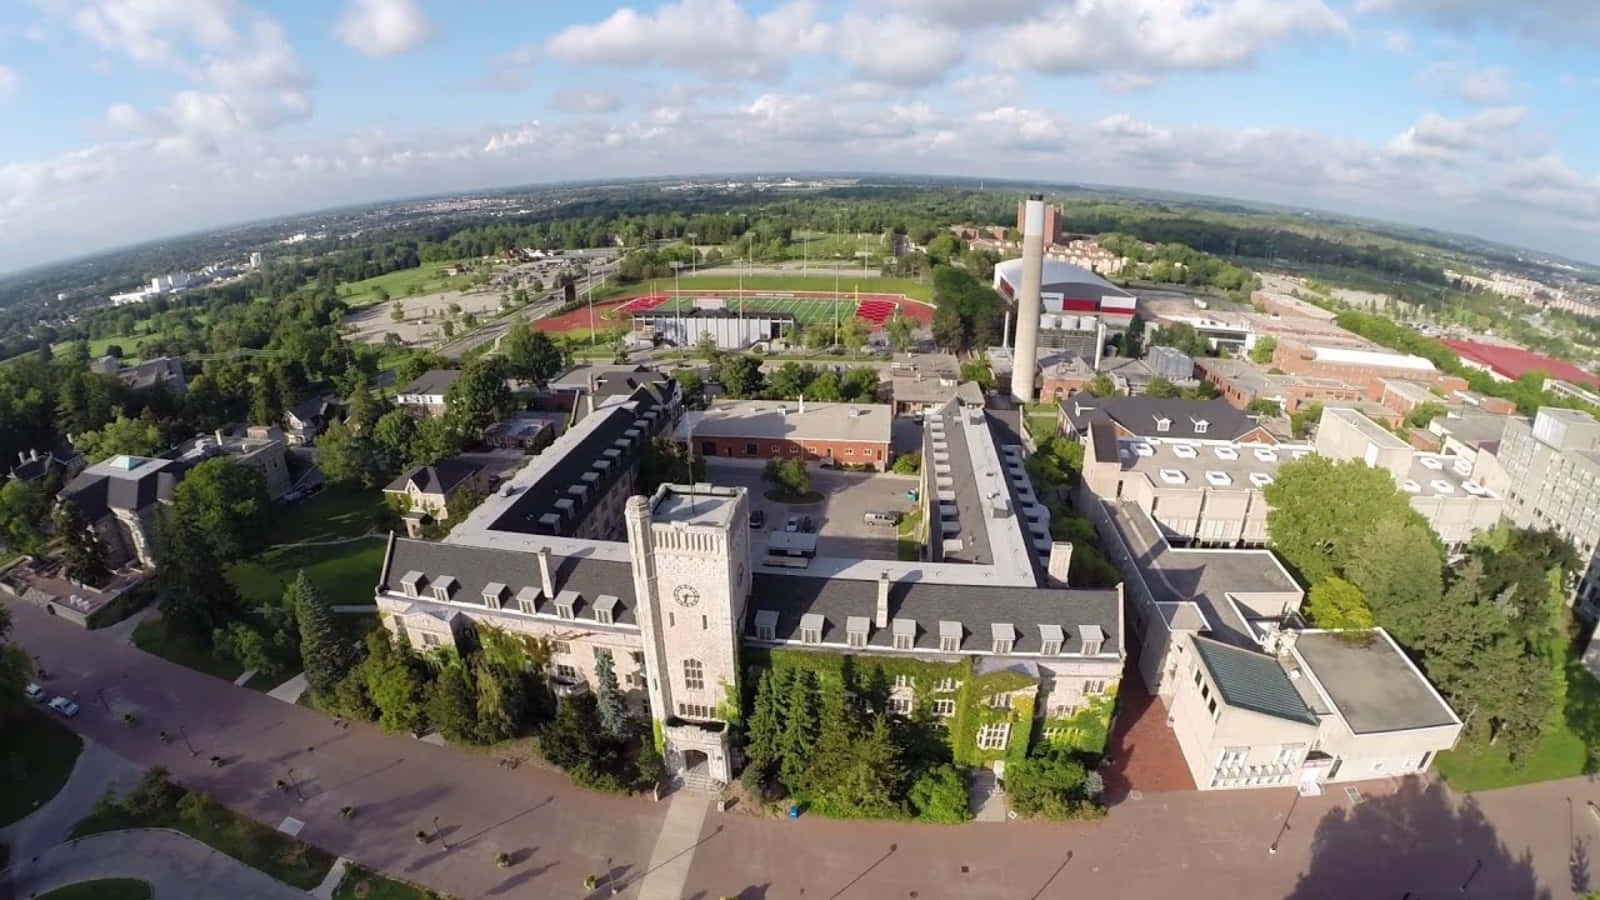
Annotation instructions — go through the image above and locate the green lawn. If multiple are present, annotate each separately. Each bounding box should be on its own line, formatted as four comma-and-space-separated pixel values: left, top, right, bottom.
334, 865, 449, 900
0, 710, 84, 827
897, 508, 923, 562
339, 262, 476, 307
1435, 659, 1600, 792
1022, 403, 1059, 441
265, 485, 387, 545
227, 539, 387, 610
37, 879, 152, 900
131, 614, 245, 682
605, 273, 933, 302
72, 770, 334, 889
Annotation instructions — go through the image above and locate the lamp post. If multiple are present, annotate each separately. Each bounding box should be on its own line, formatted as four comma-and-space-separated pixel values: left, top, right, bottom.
178, 723, 197, 757
434, 815, 451, 850
1268, 789, 1301, 855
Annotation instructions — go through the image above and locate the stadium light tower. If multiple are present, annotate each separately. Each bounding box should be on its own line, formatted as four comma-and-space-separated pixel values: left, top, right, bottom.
670, 260, 685, 348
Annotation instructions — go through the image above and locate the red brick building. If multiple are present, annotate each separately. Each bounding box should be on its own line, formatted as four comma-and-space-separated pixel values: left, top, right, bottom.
1271, 340, 1468, 398
676, 400, 894, 471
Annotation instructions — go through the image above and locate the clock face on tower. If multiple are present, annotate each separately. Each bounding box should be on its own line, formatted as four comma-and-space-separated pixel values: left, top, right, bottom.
673, 585, 700, 608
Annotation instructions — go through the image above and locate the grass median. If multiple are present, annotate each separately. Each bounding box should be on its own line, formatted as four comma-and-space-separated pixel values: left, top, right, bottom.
71, 768, 334, 890
334, 865, 452, 900
0, 709, 83, 827
37, 879, 151, 900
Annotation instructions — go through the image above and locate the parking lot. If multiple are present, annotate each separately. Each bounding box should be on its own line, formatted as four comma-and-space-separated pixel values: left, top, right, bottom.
704, 459, 918, 560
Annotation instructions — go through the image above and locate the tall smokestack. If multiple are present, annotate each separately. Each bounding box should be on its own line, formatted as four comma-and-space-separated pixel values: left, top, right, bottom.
1010, 194, 1047, 402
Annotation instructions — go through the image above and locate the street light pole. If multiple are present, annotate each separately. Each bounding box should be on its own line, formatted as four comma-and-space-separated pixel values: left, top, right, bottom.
434, 815, 451, 850
1268, 789, 1301, 855
178, 723, 197, 757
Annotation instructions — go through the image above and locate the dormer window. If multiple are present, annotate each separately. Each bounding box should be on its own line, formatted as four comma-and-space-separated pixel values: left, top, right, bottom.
846, 616, 870, 649
400, 570, 423, 599
481, 582, 505, 610
1039, 624, 1063, 656
1194, 419, 1209, 434
594, 594, 618, 626
991, 623, 1015, 655
516, 586, 539, 614
892, 617, 916, 651
754, 609, 779, 641
555, 589, 578, 621
431, 575, 456, 603
800, 613, 825, 645
938, 620, 962, 653
1155, 416, 1171, 433
1079, 624, 1106, 657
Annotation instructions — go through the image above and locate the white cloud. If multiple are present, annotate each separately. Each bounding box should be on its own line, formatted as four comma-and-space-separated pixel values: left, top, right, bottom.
975, 106, 1066, 149
1353, 0, 1600, 46
334, 0, 434, 58
67, 0, 237, 64
1378, 29, 1411, 53
996, 0, 1348, 74
546, 0, 829, 78
469, 45, 538, 91
1386, 106, 1527, 160
1420, 62, 1511, 104
0, 66, 16, 102
880, 0, 1051, 25
834, 14, 963, 84
550, 90, 623, 114
1101, 72, 1159, 93
950, 72, 1018, 100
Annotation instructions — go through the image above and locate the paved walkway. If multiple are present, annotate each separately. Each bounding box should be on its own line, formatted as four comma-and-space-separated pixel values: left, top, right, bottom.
3, 597, 1589, 900
13, 829, 308, 900
635, 793, 712, 900
103, 602, 159, 644
0, 738, 143, 862
266, 673, 308, 704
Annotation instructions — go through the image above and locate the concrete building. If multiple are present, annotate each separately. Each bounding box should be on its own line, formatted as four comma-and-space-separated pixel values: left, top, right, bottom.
1270, 340, 1467, 397
1496, 408, 1600, 618
1076, 404, 1310, 547
58, 455, 190, 568
396, 369, 461, 418
1089, 497, 1462, 792
1314, 407, 1503, 551
173, 426, 292, 500
677, 400, 893, 471
631, 309, 793, 350
374, 378, 1124, 789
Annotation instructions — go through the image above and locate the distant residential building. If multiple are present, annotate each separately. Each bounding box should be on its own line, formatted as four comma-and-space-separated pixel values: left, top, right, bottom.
483, 413, 559, 452
88, 356, 188, 397
676, 400, 893, 471
395, 369, 461, 418
284, 395, 343, 446
384, 459, 486, 537
1314, 407, 1502, 552
1495, 408, 1600, 618
58, 454, 190, 568
173, 426, 292, 500
9, 445, 86, 485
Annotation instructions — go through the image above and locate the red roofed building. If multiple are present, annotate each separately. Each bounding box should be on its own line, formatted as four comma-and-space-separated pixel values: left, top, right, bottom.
1442, 339, 1600, 388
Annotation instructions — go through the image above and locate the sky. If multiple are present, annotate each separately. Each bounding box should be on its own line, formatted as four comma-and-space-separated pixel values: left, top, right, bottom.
2, 0, 1600, 275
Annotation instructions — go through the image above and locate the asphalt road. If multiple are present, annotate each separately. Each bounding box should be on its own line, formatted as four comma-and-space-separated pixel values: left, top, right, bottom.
4, 599, 1582, 900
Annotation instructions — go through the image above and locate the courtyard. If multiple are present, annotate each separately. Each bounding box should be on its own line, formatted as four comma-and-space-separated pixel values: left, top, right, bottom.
704, 459, 920, 560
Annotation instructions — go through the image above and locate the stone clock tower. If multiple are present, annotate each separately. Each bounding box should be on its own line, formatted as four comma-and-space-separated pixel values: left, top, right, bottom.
624, 484, 751, 788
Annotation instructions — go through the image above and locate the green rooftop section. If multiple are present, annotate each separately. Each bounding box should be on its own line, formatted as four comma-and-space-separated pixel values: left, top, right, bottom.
1193, 636, 1318, 725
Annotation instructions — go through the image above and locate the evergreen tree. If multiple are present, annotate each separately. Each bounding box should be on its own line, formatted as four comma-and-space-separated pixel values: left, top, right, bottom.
293, 571, 354, 697
474, 657, 527, 743
426, 663, 479, 743
864, 665, 890, 717
343, 375, 382, 436
745, 669, 786, 769
778, 670, 819, 791
52, 500, 110, 588
819, 716, 906, 818
364, 630, 426, 734
593, 650, 628, 740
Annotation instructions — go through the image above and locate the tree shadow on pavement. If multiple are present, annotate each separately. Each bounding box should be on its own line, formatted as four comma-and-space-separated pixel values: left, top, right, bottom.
1285, 776, 1550, 900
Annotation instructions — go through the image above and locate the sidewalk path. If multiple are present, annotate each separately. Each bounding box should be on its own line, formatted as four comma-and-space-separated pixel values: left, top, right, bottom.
12, 829, 308, 900
266, 673, 308, 704
102, 603, 159, 644
0, 738, 143, 863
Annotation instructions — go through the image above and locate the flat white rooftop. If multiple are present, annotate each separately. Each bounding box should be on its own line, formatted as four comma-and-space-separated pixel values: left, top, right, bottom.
677, 400, 891, 444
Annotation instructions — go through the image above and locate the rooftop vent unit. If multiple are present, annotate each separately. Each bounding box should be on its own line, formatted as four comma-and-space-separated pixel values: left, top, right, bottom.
1419, 457, 1443, 471
1159, 468, 1188, 485
1214, 446, 1239, 460
1253, 448, 1279, 462
1402, 479, 1422, 494
1430, 479, 1456, 494
1248, 472, 1273, 488
1172, 445, 1198, 459
1133, 443, 1155, 457
1204, 470, 1232, 486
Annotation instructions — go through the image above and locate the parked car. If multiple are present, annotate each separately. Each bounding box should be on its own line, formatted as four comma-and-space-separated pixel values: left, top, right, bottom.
863, 511, 901, 526
784, 515, 800, 533
24, 682, 45, 702
47, 696, 79, 718
749, 509, 766, 529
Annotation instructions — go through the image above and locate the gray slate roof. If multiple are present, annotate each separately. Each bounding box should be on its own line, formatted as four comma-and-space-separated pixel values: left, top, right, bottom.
398, 369, 461, 398
1193, 635, 1318, 725
385, 458, 482, 495
60, 457, 190, 520
1061, 396, 1261, 442
380, 535, 639, 626
748, 573, 1120, 656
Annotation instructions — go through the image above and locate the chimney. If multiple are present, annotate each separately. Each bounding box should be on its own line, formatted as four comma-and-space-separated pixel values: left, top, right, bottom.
29, 448, 39, 462
1010, 194, 1046, 403
1094, 320, 1107, 371
798, 395, 805, 415
214, 429, 225, 445
875, 571, 890, 628
538, 546, 555, 599
16, 451, 24, 465
1046, 541, 1074, 586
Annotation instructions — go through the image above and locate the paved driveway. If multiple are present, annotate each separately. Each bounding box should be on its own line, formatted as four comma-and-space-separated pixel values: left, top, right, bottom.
4, 599, 1584, 900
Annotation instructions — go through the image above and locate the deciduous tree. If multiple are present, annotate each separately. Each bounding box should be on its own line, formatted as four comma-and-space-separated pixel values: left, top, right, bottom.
1264, 456, 1421, 585
166, 458, 269, 563
53, 500, 110, 588
1304, 577, 1376, 630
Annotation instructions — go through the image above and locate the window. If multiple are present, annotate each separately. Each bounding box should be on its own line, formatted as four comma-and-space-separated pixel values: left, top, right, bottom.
988, 693, 1011, 709
683, 658, 705, 691
940, 635, 960, 652
1194, 420, 1209, 434
668, 612, 675, 627
992, 638, 1013, 655
1049, 703, 1076, 717
630, 651, 644, 666
847, 629, 867, 648
594, 647, 612, 662
596, 607, 613, 625
1082, 638, 1103, 656
890, 697, 912, 715
557, 604, 574, 621
1207, 698, 1218, 719
1218, 746, 1248, 768
756, 621, 776, 641
678, 703, 714, 720
1084, 679, 1106, 696
554, 664, 577, 680
1275, 743, 1305, 765
418, 631, 440, 648
932, 698, 956, 717
432, 586, 450, 603
518, 593, 536, 614
1194, 669, 1203, 687
482, 592, 501, 610
701, 615, 709, 630
801, 624, 821, 644
934, 678, 959, 693
403, 581, 417, 599
1201, 683, 1210, 701
1155, 417, 1170, 433
976, 722, 1011, 750
746, 442, 758, 456
893, 632, 913, 650
552, 641, 571, 655
1041, 638, 1061, 656
845, 448, 854, 456
627, 671, 646, 689
894, 674, 912, 689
